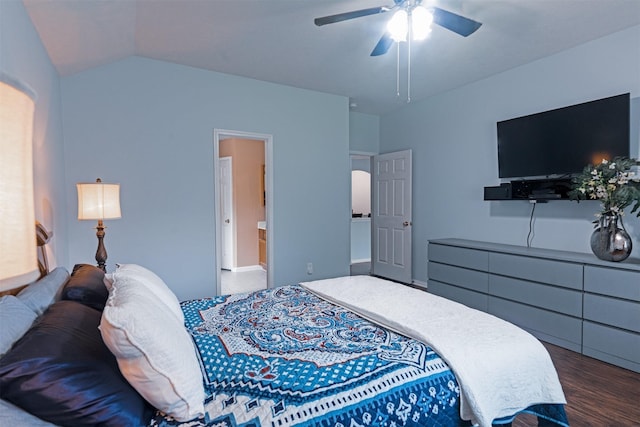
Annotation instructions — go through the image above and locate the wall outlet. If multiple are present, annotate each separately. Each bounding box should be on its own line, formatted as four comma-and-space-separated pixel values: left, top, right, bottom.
306, 262, 313, 275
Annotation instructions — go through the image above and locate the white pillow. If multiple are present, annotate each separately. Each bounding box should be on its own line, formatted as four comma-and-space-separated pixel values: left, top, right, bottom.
16, 267, 69, 315
112, 264, 183, 323
100, 273, 204, 421
104, 273, 113, 290
0, 296, 37, 357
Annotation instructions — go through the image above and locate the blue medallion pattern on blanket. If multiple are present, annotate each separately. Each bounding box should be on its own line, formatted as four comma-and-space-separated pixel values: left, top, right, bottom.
149, 285, 568, 427
150, 286, 462, 427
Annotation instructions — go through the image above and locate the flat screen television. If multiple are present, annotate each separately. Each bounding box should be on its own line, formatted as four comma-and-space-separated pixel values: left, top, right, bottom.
497, 93, 630, 179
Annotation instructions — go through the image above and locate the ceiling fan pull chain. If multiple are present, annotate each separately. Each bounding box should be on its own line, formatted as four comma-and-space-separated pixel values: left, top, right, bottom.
407, 36, 411, 103
396, 42, 401, 98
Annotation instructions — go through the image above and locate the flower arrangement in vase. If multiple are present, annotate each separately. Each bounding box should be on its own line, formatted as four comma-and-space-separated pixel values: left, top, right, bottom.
569, 157, 640, 261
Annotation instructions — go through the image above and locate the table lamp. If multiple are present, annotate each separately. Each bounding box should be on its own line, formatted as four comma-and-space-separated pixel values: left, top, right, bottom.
77, 178, 121, 272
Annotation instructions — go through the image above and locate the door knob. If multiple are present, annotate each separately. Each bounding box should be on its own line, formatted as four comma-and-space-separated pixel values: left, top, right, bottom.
225, 219, 230, 223
403, 221, 412, 227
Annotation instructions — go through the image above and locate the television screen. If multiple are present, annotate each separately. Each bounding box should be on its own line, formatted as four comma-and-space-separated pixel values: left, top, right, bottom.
497, 93, 630, 179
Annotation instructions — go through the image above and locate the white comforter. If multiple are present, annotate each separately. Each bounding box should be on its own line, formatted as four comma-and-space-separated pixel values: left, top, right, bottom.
301, 276, 566, 427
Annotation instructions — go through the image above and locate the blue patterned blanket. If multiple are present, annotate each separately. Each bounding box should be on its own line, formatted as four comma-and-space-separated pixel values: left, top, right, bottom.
150, 285, 568, 427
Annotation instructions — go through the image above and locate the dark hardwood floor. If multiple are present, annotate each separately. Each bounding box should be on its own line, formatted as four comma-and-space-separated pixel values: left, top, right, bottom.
512, 342, 640, 426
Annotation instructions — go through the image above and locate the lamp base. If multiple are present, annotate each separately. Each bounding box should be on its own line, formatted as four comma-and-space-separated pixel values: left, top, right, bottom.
95, 220, 107, 272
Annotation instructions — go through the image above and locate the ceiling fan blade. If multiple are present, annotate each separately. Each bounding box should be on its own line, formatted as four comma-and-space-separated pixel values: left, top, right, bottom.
432, 7, 482, 37
370, 33, 394, 56
314, 6, 388, 26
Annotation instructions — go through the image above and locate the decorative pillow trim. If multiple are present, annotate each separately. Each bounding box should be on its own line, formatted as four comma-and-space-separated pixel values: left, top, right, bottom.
111, 263, 184, 322
100, 274, 204, 421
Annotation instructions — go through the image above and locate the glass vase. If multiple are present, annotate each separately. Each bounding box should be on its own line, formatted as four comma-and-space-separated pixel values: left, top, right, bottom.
590, 214, 632, 262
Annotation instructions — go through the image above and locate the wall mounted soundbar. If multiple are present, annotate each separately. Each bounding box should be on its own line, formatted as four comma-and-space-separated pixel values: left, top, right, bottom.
484, 178, 573, 201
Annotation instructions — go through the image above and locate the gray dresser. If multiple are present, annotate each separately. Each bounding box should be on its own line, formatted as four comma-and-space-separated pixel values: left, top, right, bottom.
427, 238, 640, 372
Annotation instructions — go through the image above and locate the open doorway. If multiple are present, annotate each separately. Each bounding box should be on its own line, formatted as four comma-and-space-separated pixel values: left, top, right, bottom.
350, 155, 372, 276
214, 129, 273, 296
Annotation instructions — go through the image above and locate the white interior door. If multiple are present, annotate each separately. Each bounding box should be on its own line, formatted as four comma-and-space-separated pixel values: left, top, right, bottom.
219, 156, 234, 270
371, 150, 412, 283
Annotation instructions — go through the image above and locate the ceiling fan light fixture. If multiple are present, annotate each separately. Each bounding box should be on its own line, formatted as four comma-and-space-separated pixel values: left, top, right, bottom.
388, 9, 408, 42
411, 6, 433, 41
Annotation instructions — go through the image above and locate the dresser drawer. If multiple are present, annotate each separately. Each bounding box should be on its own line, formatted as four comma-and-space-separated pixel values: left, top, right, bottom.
488, 296, 582, 352
489, 275, 582, 317
583, 294, 640, 333
428, 280, 488, 312
427, 238, 640, 371
428, 243, 488, 271
584, 265, 640, 301
583, 321, 640, 372
489, 253, 583, 290
428, 261, 489, 293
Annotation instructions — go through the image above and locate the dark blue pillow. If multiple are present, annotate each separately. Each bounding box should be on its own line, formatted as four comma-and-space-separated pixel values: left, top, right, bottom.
0, 300, 154, 426
60, 263, 109, 311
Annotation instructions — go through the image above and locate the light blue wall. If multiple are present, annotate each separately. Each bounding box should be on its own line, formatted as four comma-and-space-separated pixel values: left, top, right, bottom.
351, 158, 371, 172
351, 219, 371, 263
349, 112, 380, 154
61, 57, 350, 300
0, 0, 69, 270
380, 25, 640, 283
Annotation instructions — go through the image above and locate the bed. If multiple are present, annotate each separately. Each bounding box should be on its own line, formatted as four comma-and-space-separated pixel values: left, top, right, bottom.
0, 264, 568, 427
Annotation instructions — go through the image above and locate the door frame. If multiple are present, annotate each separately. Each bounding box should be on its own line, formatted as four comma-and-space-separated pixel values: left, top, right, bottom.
214, 129, 274, 296
349, 151, 375, 270
219, 156, 234, 270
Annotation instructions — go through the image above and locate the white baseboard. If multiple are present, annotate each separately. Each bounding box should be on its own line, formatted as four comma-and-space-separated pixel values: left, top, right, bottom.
350, 259, 371, 264
231, 265, 263, 273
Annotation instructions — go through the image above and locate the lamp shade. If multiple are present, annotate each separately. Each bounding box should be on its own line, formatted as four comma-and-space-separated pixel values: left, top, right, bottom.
77, 181, 121, 220
0, 79, 39, 291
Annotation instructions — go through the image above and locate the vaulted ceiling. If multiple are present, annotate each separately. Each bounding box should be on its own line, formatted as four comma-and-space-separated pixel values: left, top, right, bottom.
23, 0, 640, 115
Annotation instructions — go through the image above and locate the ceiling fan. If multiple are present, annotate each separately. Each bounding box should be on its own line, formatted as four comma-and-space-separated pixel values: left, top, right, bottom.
314, 0, 482, 56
